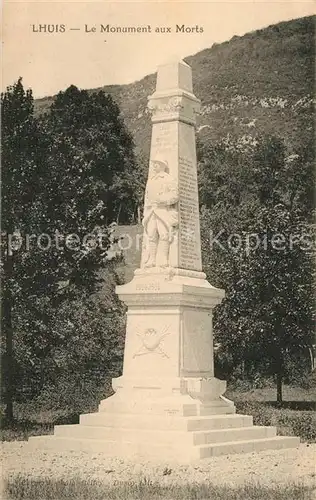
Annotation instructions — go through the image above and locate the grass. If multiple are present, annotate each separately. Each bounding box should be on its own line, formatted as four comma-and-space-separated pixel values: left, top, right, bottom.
4, 476, 315, 500
226, 385, 316, 443
226, 385, 316, 404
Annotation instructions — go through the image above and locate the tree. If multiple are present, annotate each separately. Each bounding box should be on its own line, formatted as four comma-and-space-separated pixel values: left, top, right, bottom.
213, 203, 314, 402
14, 262, 126, 410
199, 135, 315, 401
1, 78, 45, 421
1, 81, 136, 420
41, 85, 139, 224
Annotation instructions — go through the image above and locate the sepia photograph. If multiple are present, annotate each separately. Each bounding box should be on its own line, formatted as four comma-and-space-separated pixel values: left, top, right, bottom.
1, 1, 316, 498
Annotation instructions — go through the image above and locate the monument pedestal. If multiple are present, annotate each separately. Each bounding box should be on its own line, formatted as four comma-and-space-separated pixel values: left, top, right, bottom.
29, 60, 299, 461
30, 269, 299, 461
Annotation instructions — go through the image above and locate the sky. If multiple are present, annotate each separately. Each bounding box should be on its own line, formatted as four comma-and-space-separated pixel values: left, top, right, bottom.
2, 0, 315, 98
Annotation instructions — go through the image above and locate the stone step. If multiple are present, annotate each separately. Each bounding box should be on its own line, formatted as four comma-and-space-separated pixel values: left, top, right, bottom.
54, 423, 276, 446
98, 399, 235, 417
187, 414, 253, 431
28, 434, 300, 461
199, 436, 300, 458
193, 426, 276, 445
79, 412, 253, 431
54, 424, 191, 444
28, 435, 195, 461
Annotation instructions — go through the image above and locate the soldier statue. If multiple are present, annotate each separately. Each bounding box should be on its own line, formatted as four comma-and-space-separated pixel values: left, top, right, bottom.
142, 158, 179, 268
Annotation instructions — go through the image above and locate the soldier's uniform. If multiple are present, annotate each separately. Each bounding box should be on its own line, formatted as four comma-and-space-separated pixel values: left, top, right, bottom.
142, 163, 178, 267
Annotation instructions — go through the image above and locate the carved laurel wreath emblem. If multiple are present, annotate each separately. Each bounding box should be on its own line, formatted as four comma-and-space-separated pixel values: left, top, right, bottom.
133, 325, 171, 358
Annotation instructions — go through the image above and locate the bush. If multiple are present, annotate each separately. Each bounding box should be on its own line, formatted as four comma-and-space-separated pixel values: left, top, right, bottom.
278, 412, 316, 442
235, 400, 316, 442
33, 377, 114, 414
1, 380, 114, 442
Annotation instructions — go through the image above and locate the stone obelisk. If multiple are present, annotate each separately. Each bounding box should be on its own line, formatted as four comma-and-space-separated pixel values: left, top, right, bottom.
29, 61, 299, 461
112, 60, 227, 405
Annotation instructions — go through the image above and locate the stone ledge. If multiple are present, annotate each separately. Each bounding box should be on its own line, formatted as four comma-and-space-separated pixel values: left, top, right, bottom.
28, 434, 300, 463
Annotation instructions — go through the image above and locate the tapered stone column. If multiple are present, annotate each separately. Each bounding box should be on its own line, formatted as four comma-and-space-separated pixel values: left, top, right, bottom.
140, 60, 202, 271
112, 60, 229, 409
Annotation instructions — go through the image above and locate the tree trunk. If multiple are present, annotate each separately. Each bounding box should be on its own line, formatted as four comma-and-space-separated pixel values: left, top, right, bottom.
276, 371, 283, 403
2, 257, 14, 422
116, 203, 122, 225
241, 360, 245, 379
276, 348, 284, 403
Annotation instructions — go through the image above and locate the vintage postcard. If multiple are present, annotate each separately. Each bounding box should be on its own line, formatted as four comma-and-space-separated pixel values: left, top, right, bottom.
2, 0, 315, 498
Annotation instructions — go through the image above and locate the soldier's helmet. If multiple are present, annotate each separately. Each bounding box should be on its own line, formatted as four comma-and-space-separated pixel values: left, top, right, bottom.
151, 157, 169, 173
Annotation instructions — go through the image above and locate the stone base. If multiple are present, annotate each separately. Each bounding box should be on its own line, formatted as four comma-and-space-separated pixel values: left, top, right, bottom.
28, 275, 300, 461
29, 385, 299, 462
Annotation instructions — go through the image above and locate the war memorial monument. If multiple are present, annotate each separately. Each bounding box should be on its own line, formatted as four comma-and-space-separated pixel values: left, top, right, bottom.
30, 61, 299, 461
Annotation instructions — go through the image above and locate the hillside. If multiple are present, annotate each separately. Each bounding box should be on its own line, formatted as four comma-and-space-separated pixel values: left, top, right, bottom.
35, 16, 315, 160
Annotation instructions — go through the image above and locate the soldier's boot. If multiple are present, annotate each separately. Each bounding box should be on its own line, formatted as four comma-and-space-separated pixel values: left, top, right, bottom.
145, 240, 158, 267
158, 238, 170, 268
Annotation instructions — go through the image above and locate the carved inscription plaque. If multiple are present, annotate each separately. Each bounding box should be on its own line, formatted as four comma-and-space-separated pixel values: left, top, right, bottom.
178, 156, 202, 270
135, 282, 161, 292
